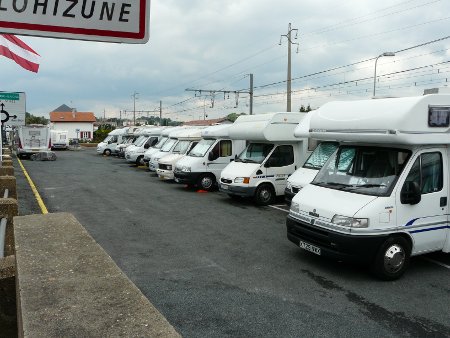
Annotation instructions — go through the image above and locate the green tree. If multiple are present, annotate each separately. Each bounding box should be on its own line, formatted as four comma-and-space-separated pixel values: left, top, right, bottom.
226, 113, 246, 122
25, 112, 48, 125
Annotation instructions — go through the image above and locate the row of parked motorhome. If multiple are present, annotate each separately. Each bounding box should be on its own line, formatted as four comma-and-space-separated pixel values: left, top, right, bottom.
97, 93, 450, 280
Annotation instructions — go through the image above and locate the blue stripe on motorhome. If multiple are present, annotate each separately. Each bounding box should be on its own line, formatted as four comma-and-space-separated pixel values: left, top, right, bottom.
410, 226, 450, 234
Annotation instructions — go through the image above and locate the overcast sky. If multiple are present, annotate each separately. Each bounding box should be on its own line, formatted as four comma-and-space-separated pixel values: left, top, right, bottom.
1, 0, 449, 122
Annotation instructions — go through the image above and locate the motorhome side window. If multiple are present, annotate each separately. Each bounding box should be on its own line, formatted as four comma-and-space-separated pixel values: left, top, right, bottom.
219, 140, 232, 157
266, 145, 294, 167
403, 152, 443, 194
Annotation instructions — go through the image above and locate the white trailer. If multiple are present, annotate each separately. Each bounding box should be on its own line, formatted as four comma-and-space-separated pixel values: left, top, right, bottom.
50, 130, 69, 150
125, 127, 166, 166
174, 124, 246, 191
14, 124, 51, 158
219, 112, 309, 205
96, 127, 129, 156
287, 94, 450, 280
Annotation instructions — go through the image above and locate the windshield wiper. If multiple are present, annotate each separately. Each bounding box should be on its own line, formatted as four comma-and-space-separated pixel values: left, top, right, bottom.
241, 159, 258, 164
303, 163, 322, 170
320, 182, 352, 190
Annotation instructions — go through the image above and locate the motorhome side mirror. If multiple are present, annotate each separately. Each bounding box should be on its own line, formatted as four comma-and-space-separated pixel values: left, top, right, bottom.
107, 141, 112, 144
208, 152, 218, 161
401, 181, 421, 205
144, 143, 150, 149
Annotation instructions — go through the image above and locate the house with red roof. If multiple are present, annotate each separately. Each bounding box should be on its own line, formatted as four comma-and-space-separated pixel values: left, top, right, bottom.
49, 105, 96, 141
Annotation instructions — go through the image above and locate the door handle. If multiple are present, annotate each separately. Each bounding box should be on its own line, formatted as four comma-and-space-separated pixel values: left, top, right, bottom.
440, 197, 447, 207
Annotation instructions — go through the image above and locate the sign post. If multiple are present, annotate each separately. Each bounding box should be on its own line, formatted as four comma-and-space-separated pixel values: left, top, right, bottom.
0, 0, 150, 44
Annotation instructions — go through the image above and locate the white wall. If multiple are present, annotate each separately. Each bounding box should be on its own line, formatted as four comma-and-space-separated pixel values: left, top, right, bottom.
51, 122, 94, 140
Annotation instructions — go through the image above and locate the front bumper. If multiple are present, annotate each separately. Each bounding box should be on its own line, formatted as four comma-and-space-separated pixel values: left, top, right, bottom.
156, 169, 174, 180
286, 215, 386, 263
219, 183, 256, 197
126, 153, 140, 163
174, 171, 202, 185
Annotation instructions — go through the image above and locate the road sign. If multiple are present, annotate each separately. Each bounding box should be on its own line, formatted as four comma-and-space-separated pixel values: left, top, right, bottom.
0, 0, 150, 44
0, 92, 26, 127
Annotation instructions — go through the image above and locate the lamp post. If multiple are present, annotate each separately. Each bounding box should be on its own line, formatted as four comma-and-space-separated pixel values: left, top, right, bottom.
373, 52, 395, 97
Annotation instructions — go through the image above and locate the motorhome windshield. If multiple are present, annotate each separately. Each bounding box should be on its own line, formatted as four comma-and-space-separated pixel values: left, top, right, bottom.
133, 135, 146, 145
172, 140, 191, 154
313, 146, 411, 197
161, 138, 177, 152
236, 143, 274, 164
154, 137, 167, 149
135, 137, 148, 147
303, 142, 339, 170
103, 135, 114, 143
189, 139, 215, 157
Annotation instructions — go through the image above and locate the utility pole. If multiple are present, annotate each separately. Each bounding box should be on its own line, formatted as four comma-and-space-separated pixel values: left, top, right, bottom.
279, 23, 299, 112
131, 92, 139, 125
186, 73, 254, 115
160, 100, 162, 122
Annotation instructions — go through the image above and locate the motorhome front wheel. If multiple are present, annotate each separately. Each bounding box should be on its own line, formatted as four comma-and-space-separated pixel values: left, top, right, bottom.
254, 184, 275, 206
103, 149, 112, 156
372, 236, 411, 281
198, 174, 216, 191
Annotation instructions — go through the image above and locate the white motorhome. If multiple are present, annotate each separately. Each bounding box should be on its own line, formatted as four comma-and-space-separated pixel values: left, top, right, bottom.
125, 127, 165, 166
219, 112, 309, 205
115, 126, 143, 157
14, 125, 51, 158
143, 126, 185, 167
50, 130, 69, 150
287, 94, 450, 280
174, 124, 246, 191
96, 127, 129, 156
156, 128, 204, 180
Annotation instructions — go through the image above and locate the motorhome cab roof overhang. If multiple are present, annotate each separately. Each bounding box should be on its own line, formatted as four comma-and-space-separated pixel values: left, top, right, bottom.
304, 94, 450, 145
229, 112, 307, 142
201, 124, 232, 138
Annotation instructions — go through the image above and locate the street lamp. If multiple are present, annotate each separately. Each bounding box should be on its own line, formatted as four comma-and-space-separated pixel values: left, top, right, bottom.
373, 52, 395, 97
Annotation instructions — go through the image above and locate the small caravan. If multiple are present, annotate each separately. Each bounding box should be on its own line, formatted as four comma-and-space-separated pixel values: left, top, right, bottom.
50, 130, 69, 150
125, 127, 165, 166
14, 125, 51, 158
174, 124, 246, 191
287, 94, 450, 280
96, 127, 129, 156
156, 128, 204, 180
219, 112, 309, 205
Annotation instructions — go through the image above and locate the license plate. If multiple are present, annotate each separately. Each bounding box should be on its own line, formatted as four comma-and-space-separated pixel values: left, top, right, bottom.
221, 184, 229, 190
299, 241, 321, 255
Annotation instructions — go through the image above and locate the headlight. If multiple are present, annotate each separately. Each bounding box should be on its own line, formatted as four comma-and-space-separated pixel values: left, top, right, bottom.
331, 215, 369, 228
289, 201, 300, 214
181, 166, 191, 172
234, 177, 250, 184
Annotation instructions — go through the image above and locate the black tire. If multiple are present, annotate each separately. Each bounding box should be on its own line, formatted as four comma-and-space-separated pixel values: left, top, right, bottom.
372, 236, 411, 281
103, 149, 111, 156
254, 184, 275, 206
198, 174, 216, 191
136, 156, 144, 166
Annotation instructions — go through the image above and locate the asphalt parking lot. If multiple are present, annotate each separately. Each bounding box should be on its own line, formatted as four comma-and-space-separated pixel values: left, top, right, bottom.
14, 148, 450, 338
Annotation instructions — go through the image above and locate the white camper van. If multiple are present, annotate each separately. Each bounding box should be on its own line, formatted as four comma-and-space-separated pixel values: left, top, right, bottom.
156, 128, 203, 180
125, 127, 165, 166
174, 124, 246, 191
14, 125, 51, 158
219, 112, 309, 205
148, 128, 190, 172
50, 130, 69, 150
287, 94, 450, 280
115, 126, 143, 157
96, 127, 128, 156
143, 127, 185, 167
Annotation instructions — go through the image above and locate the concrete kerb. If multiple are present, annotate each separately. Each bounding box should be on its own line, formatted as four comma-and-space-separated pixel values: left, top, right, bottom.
0, 166, 14, 176
0, 176, 17, 199
0, 198, 18, 256
14, 213, 181, 338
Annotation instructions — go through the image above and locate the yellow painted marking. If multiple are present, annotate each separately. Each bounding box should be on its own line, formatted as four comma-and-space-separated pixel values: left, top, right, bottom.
17, 157, 49, 214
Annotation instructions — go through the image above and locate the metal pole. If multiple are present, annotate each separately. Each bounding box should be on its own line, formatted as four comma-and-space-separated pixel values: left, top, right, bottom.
249, 73, 254, 115
159, 100, 162, 124
0, 122, 3, 166
287, 23, 292, 112
373, 55, 381, 97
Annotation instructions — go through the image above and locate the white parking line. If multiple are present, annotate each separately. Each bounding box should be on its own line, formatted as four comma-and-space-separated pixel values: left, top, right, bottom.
269, 205, 289, 213
422, 257, 450, 270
